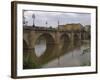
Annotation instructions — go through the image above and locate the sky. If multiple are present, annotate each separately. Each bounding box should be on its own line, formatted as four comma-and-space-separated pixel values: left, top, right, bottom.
23, 10, 91, 28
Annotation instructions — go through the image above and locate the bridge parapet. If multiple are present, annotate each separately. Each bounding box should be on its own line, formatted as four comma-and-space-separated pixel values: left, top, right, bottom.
23, 26, 82, 48
24, 26, 82, 33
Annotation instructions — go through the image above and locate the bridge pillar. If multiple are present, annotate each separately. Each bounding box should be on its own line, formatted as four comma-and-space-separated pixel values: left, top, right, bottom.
55, 31, 62, 49
71, 31, 82, 47
71, 31, 74, 48
27, 31, 38, 49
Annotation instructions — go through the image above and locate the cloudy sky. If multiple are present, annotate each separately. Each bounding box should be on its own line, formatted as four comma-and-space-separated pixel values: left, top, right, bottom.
23, 10, 91, 28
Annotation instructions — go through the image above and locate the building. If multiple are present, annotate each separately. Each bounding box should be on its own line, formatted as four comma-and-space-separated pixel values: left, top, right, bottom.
58, 23, 83, 31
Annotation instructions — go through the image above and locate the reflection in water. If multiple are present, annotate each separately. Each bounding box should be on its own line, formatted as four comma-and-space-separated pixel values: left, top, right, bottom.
43, 44, 90, 68
35, 39, 46, 57
23, 37, 91, 69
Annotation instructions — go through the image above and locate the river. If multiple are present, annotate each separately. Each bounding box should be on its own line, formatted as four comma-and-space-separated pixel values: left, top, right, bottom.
34, 39, 91, 68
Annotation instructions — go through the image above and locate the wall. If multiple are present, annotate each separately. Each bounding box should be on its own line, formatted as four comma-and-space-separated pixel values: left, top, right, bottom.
0, 0, 99, 80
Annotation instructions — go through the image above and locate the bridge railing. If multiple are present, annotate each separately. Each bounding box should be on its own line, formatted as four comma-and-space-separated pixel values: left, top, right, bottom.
23, 26, 83, 33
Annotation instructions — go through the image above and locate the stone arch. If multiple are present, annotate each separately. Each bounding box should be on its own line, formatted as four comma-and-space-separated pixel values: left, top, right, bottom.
73, 33, 80, 46
34, 33, 56, 62
60, 33, 71, 53
34, 33, 56, 64
35, 33, 55, 45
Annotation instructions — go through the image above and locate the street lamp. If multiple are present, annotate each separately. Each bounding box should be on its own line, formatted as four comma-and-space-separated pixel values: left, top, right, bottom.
32, 14, 35, 27
58, 20, 60, 30
46, 21, 48, 27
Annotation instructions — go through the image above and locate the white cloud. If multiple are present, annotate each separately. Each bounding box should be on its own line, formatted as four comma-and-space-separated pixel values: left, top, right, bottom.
65, 13, 78, 17
23, 10, 91, 27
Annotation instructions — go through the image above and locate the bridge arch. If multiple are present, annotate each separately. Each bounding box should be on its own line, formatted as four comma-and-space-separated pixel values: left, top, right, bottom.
60, 33, 71, 51
73, 33, 80, 46
35, 33, 55, 45
34, 33, 56, 58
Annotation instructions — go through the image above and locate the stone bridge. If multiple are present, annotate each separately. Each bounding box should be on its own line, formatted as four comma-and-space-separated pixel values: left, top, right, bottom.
23, 27, 88, 69
23, 27, 82, 48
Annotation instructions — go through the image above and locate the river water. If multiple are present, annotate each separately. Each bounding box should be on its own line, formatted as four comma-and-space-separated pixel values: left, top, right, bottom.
34, 40, 91, 68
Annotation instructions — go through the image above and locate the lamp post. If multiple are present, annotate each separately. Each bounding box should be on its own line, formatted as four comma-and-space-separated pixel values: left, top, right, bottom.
46, 21, 48, 27
57, 20, 60, 66
32, 14, 35, 27
58, 20, 59, 30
